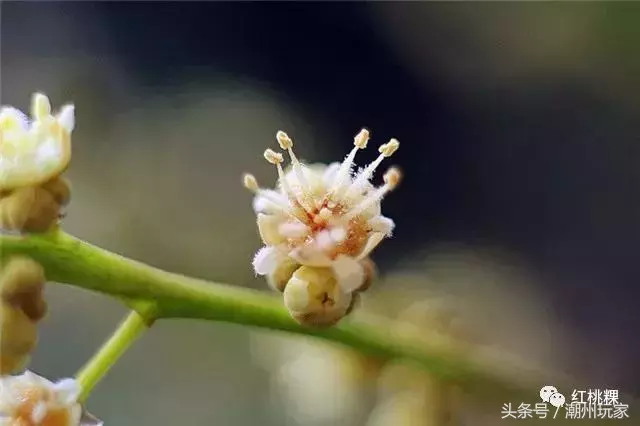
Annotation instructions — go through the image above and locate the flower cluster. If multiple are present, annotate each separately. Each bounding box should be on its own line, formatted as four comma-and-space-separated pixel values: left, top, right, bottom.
0, 371, 87, 426
0, 94, 99, 425
244, 128, 400, 326
0, 93, 73, 233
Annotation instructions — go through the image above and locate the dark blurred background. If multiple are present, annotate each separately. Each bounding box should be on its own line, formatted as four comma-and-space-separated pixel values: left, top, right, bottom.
1, 2, 639, 425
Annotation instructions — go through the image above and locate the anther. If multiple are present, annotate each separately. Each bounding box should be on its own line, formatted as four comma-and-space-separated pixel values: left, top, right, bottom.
264, 149, 284, 165
243, 173, 259, 192
383, 166, 402, 189
276, 131, 293, 150
354, 128, 370, 149
342, 138, 400, 200
379, 138, 400, 157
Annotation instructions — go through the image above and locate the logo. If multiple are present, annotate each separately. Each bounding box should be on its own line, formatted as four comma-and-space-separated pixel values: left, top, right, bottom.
501, 386, 629, 420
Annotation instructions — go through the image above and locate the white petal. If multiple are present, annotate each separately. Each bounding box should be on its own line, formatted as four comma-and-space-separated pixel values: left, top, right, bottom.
257, 214, 287, 245
252, 196, 274, 214
368, 216, 395, 236
332, 255, 365, 293
70, 405, 83, 425
57, 105, 75, 133
31, 401, 48, 424
53, 379, 81, 405
278, 222, 309, 239
252, 246, 281, 276
252, 191, 289, 215
35, 138, 62, 166
289, 245, 333, 267
0, 107, 29, 130
23, 370, 49, 386
357, 232, 386, 260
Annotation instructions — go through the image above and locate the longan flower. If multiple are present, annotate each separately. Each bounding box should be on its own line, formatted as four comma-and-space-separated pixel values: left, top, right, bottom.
0, 93, 74, 191
0, 93, 74, 233
0, 371, 83, 426
244, 129, 400, 295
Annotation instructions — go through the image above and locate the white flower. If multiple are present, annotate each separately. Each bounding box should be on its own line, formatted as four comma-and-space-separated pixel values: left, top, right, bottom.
0, 93, 74, 191
0, 371, 82, 426
250, 334, 375, 426
244, 128, 400, 293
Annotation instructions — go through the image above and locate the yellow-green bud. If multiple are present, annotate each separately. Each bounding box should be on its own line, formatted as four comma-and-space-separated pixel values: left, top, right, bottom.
355, 257, 377, 294
41, 176, 72, 206
283, 266, 352, 327
0, 256, 47, 321
345, 292, 361, 317
266, 257, 300, 293
0, 304, 38, 374
0, 185, 63, 233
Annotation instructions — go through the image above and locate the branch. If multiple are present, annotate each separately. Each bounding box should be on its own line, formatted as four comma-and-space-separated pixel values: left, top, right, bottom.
0, 231, 626, 418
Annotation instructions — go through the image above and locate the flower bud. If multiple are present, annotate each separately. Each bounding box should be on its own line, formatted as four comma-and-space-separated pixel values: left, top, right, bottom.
0, 256, 48, 321
355, 257, 377, 294
266, 257, 300, 293
0, 93, 74, 192
0, 185, 63, 233
283, 266, 352, 327
0, 304, 38, 374
0, 256, 47, 374
41, 176, 72, 206
345, 292, 361, 317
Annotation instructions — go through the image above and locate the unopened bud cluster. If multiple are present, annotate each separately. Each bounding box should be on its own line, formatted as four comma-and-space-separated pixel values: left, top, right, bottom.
0, 93, 74, 233
244, 128, 401, 327
0, 257, 47, 375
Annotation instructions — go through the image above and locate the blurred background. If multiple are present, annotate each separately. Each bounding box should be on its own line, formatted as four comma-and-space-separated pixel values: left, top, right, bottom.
1, 2, 639, 425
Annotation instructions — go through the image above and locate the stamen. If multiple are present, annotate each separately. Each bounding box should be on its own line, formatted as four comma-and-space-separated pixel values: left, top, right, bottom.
328, 128, 370, 201
264, 148, 312, 216
344, 138, 399, 199
243, 172, 308, 223
342, 167, 401, 221
276, 131, 315, 209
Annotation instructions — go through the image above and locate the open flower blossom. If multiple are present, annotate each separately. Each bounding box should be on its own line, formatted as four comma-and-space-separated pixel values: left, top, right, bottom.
244, 128, 401, 295
0, 93, 74, 191
0, 371, 83, 426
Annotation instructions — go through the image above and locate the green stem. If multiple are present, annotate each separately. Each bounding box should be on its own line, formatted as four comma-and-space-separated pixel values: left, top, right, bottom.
75, 308, 154, 402
0, 231, 626, 413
